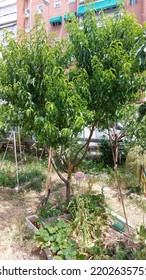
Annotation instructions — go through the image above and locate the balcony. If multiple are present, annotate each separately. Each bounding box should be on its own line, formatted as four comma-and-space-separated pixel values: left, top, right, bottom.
0, 3, 17, 26
0, 13, 17, 25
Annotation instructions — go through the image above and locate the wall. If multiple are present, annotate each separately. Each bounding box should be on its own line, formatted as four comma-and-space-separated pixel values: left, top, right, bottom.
126, 0, 144, 24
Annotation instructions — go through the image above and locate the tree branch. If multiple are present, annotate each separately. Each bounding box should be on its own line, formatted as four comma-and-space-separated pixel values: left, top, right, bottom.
75, 125, 95, 167
54, 151, 68, 173
72, 141, 88, 166
51, 158, 67, 184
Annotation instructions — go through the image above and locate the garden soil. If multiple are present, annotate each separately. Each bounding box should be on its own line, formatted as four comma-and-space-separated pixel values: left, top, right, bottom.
0, 173, 146, 260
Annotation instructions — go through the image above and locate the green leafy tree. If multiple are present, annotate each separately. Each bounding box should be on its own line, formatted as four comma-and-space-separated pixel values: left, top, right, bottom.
65, 9, 145, 224
67, 10, 145, 126
1, 11, 146, 203
0, 19, 90, 200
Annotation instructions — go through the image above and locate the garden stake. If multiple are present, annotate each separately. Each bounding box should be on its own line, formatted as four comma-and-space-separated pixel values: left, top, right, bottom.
108, 126, 130, 234
18, 127, 24, 172
43, 147, 53, 205
0, 130, 13, 170
13, 130, 19, 189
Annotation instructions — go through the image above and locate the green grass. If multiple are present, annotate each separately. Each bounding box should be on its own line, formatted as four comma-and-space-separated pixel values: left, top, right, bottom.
131, 197, 146, 212
0, 152, 46, 190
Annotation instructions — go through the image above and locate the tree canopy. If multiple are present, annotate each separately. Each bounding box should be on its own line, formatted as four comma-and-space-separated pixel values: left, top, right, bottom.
66, 10, 145, 127
0, 20, 90, 147
0, 10, 146, 200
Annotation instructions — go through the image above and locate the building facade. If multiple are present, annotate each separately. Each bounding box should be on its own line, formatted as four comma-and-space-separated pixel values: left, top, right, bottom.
0, 0, 17, 42
126, 0, 146, 24
0, 0, 145, 43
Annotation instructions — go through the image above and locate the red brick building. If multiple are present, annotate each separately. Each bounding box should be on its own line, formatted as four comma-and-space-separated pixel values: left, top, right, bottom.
126, 0, 146, 24
0, 0, 145, 42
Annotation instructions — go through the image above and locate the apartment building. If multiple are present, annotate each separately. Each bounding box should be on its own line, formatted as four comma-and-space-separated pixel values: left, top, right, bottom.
0, 0, 145, 42
0, 0, 17, 42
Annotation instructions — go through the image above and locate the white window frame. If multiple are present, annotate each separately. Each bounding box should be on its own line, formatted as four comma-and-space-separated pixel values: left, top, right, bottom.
37, 4, 43, 14
54, 0, 61, 8
68, 0, 76, 4
25, 8, 30, 18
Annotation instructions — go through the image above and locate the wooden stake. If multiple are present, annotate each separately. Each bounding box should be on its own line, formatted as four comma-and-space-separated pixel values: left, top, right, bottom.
18, 127, 23, 172
13, 130, 19, 189
0, 130, 13, 169
43, 147, 53, 204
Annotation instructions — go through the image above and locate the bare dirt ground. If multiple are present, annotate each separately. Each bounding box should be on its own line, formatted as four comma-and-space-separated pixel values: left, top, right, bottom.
0, 173, 146, 259
0, 189, 43, 259
92, 182, 146, 228
0, 173, 66, 260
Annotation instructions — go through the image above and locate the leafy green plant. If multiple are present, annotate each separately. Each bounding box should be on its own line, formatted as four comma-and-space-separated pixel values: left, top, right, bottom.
80, 159, 98, 173
134, 246, 146, 260
0, 169, 16, 187
69, 193, 107, 245
128, 185, 142, 195
86, 241, 109, 260
38, 201, 69, 219
138, 225, 146, 240
35, 219, 78, 260
35, 193, 109, 259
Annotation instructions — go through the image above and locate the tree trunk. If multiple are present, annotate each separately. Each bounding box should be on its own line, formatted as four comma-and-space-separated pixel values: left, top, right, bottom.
66, 180, 71, 202
66, 162, 74, 201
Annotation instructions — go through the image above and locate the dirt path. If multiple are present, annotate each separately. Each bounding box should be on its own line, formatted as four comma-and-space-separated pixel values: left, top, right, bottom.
0, 188, 44, 260
0, 173, 66, 260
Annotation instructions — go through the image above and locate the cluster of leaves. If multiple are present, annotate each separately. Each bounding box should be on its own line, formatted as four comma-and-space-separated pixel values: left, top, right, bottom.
69, 193, 107, 220
35, 219, 78, 260
0, 10, 145, 154
123, 104, 146, 149
80, 158, 101, 173
67, 10, 145, 127
69, 193, 108, 245
38, 201, 68, 219
0, 18, 90, 149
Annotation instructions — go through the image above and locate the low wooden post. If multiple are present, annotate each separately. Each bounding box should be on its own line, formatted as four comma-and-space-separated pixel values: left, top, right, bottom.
43, 147, 53, 204
13, 130, 19, 189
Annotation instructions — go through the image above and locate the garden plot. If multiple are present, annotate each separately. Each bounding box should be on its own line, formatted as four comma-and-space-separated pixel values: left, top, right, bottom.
0, 154, 146, 259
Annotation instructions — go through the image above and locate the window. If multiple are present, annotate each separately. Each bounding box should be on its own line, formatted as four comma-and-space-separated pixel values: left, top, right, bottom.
130, 0, 137, 5
37, 4, 43, 14
52, 22, 61, 26
25, 8, 30, 18
68, 0, 76, 4
54, 0, 61, 8
43, 0, 50, 5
